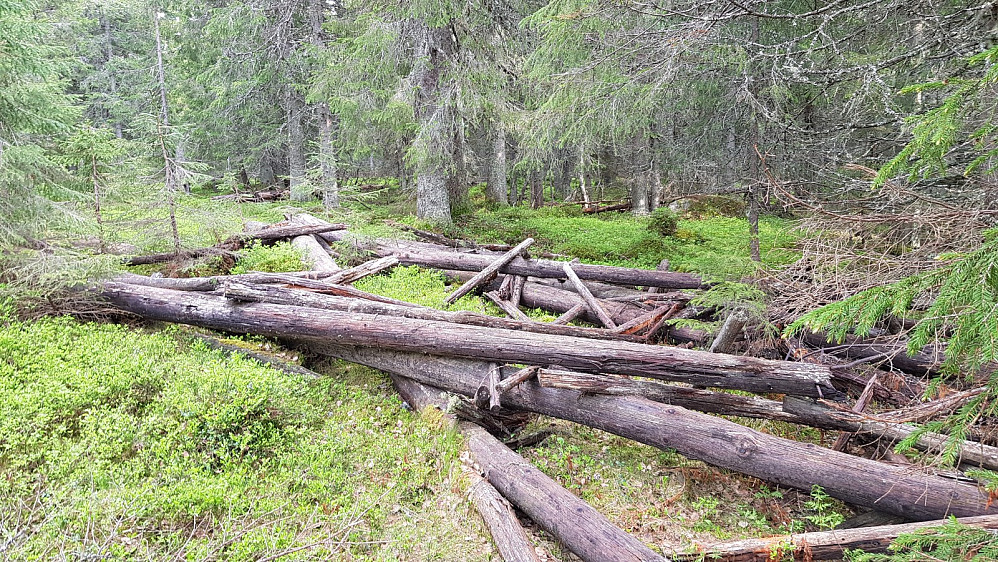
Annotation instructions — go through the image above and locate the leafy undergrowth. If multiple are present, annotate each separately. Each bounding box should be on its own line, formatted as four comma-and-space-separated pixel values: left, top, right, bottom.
0, 318, 494, 560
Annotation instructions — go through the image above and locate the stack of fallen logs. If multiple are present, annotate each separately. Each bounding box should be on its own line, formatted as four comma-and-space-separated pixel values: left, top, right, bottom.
106, 214, 998, 561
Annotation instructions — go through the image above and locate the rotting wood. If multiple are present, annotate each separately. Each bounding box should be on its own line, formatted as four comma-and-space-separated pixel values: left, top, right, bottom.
831, 372, 879, 452
101, 282, 839, 398
474, 365, 503, 411
311, 346, 998, 521
670, 514, 998, 561
563, 261, 616, 329
612, 305, 672, 336
800, 331, 943, 375
219, 280, 643, 342
445, 238, 534, 305
391, 375, 665, 562
509, 275, 526, 307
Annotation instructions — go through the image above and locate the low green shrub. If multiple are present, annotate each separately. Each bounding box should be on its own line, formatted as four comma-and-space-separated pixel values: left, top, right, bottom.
648, 207, 680, 237
230, 240, 307, 274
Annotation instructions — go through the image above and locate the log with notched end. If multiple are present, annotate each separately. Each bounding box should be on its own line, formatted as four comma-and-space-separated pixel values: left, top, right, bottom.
100, 282, 839, 398
669, 514, 998, 561
310, 346, 998, 522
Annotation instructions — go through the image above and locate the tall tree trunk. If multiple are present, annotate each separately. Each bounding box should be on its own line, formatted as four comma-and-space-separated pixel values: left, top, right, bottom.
286, 90, 309, 201
153, 12, 176, 195
486, 127, 508, 205
310, 0, 339, 209
746, 17, 762, 263
318, 105, 340, 208
412, 23, 454, 223
448, 125, 469, 215
530, 169, 543, 209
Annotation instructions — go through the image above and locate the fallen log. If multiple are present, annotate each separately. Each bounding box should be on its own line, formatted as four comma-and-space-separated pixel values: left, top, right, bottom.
391, 376, 665, 562
311, 345, 998, 521
389, 377, 541, 562
670, 514, 998, 561
323, 256, 398, 285
563, 261, 616, 329
445, 238, 534, 305
537, 369, 804, 423
100, 283, 838, 397
393, 248, 705, 289
219, 281, 643, 342
783, 397, 998, 471
122, 247, 238, 266
291, 234, 340, 272
800, 331, 943, 375
484, 291, 533, 322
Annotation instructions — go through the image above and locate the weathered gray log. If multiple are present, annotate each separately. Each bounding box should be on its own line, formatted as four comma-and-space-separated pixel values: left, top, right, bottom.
552, 303, 586, 325
445, 238, 534, 305
323, 256, 398, 285
391, 376, 664, 562
393, 248, 704, 289
114, 271, 336, 292
784, 397, 998, 471
646, 259, 671, 294
485, 291, 533, 322
563, 261, 616, 329
233, 222, 347, 244
670, 514, 998, 561
389, 376, 541, 562
219, 281, 643, 342
100, 283, 838, 397
291, 234, 341, 272
709, 308, 750, 354
537, 369, 804, 423
467, 478, 542, 562
308, 346, 998, 521
509, 275, 526, 307
612, 305, 672, 336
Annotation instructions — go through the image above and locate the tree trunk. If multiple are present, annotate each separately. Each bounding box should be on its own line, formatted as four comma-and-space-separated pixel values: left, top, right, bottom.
100, 283, 837, 397
530, 170, 543, 209
486, 127, 509, 205
412, 23, 454, 223
306, 346, 998, 522
318, 105, 340, 208
286, 89, 309, 202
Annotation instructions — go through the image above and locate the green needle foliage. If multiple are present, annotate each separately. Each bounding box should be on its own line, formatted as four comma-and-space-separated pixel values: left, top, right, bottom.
846, 517, 998, 561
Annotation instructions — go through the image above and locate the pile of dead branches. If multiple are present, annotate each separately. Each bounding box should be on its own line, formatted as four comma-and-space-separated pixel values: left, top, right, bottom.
106, 214, 998, 561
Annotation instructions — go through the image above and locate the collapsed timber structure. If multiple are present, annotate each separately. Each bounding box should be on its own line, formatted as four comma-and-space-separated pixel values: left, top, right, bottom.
105, 214, 998, 561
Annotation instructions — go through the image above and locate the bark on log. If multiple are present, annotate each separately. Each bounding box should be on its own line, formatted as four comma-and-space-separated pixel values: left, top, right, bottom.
122, 247, 238, 266
100, 283, 837, 397
392, 376, 664, 562
307, 346, 998, 521
393, 248, 704, 289
389, 376, 541, 562
670, 515, 998, 561
783, 397, 998, 471
485, 291, 532, 322
291, 235, 340, 272
219, 281, 643, 342
537, 369, 804, 423
463, 422, 667, 562
445, 238, 534, 305
323, 256, 398, 285
563, 261, 616, 329
467, 478, 543, 562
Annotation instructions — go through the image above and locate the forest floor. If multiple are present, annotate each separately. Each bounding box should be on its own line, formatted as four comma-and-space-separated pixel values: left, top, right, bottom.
0, 187, 855, 561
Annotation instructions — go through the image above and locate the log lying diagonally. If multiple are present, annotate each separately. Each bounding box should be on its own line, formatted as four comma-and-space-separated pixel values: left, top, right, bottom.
304, 345, 998, 522
391, 375, 666, 562
100, 282, 838, 398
